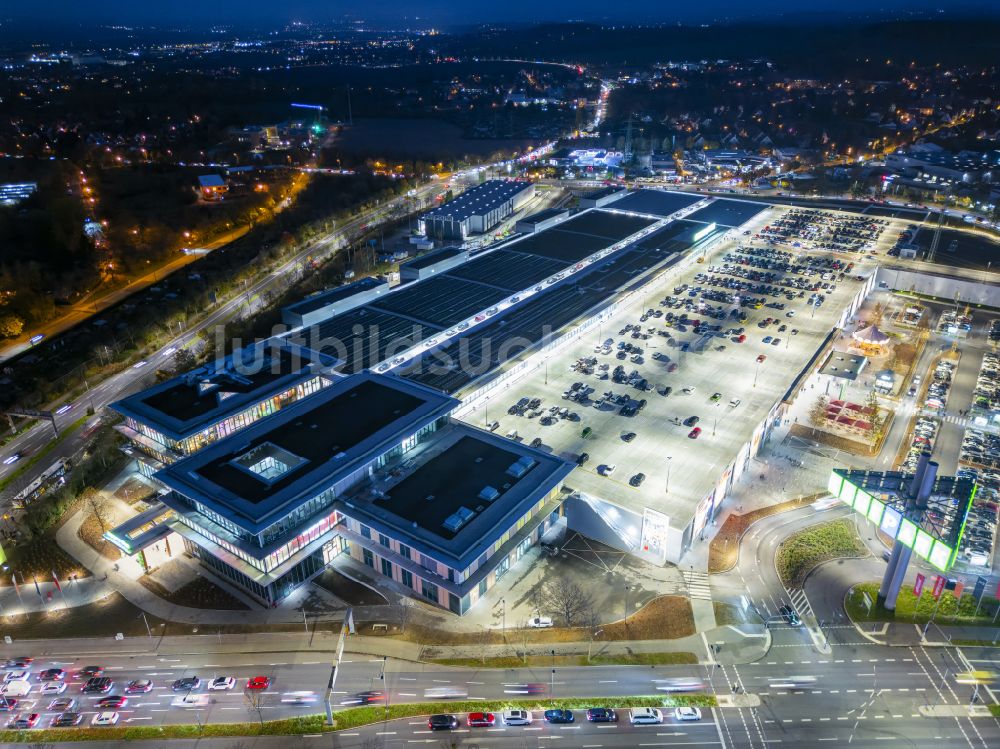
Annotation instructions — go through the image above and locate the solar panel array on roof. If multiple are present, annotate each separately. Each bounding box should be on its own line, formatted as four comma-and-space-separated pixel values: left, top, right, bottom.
446, 250, 566, 291
370, 274, 509, 328
609, 189, 703, 217
403, 241, 682, 393
289, 307, 442, 374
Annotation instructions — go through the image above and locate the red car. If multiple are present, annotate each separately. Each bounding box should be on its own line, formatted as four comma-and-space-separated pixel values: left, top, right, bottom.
688, 427, 702, 439
667, 363, 678, 373
468, 712, 496, 727
95, 696, 127, 709
246, 676, 271, 691
736, 334, 746, 343
756, 354, 767, 363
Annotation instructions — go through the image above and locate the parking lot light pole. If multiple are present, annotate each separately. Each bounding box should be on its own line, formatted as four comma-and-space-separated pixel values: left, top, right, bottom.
665, 457, 672, 494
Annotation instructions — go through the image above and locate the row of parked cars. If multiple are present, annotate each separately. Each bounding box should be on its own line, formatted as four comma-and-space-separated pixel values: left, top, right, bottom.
427, 706, 702, 730
972, 352, 1000, 415
955, 467, 1000, 568
902, 416, 939, 472
923, 360, 955, 413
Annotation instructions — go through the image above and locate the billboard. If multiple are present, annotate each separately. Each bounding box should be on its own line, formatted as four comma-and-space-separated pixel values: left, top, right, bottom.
640, 508, 670, 565
830, 470, 971, 573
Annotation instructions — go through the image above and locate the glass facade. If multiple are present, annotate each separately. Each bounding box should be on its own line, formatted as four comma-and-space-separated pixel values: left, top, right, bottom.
124, 375, 328, 464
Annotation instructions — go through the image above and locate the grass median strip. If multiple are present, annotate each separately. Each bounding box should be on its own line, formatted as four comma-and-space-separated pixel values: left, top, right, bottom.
429, 652, 699, 668
846, 582, 1000, 625
775, 518, 867, 586
0, 696, 718, 742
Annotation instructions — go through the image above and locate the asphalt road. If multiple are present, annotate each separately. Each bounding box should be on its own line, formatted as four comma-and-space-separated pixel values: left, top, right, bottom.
0, 173, 470, 500
2, 631, 999, 748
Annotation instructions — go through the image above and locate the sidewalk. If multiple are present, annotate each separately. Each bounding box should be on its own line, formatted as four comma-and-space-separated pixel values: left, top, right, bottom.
857, 619, 1000, 648
414, 623, 771, 666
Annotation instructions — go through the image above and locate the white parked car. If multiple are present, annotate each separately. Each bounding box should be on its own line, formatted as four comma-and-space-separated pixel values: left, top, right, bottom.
674, 707, 702, 721
502, 709, 533, 726
3, 671, 28, 683
629, 707, 663, 724
92, 711, 120, 726
208, 676, 236, 691
527, 616, 553, 628
40, 681, 67, 695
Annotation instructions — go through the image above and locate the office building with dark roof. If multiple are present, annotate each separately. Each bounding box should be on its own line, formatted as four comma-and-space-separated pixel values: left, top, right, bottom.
146, 371, 570, 610
111, 340, 337, 476
420, 179, 534, 240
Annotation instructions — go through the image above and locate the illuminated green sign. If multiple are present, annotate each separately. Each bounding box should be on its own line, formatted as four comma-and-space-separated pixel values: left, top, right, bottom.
828, 470, 972, 573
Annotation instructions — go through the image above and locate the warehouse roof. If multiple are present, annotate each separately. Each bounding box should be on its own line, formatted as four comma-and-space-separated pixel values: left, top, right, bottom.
422, 179, 532, 223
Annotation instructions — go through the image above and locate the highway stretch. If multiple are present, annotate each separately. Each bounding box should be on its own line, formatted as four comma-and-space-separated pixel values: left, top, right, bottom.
1, 635, 999, 747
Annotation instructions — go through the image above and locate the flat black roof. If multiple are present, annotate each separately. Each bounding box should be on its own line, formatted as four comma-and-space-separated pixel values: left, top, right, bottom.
113, 343, 330, 440
195, 379, 424, 504
519, 207, 568, 225
380, 435, 527, 539
609, 189, 702, 217
291, 307, 442, 374
345, 425, 574, 567
284, 278, 385, 317
506, 211, 656, 264
686, 198, 768, 228
582, 185, 627, 201
156, 373, 458, 531
403, 246, 465, 271
370, 274, 510, 328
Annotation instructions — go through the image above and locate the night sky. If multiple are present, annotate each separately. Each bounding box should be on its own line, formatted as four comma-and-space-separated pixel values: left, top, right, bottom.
10, 0, 998, 26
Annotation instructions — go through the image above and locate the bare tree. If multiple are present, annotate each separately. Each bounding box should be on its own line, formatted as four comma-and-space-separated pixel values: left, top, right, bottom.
583, 604, 604, 662
544, 580, 594, 627
396, 599, 414, 634
244, 688, 267, 727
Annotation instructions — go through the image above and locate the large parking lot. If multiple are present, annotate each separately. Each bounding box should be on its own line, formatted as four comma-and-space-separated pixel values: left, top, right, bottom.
464, 206, 882, 531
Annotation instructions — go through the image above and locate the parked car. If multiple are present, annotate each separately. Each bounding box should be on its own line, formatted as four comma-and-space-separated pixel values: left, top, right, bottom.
91, 712, 120, 726
544, 709, 574, 724
629, 473, 646, 487
688, 427, 702, 439
502, 709, 533, 725
629, 707, 663, 724
95, 696, 127, 709
468, 712, 496, 727
47, 698, 76, 712
586, 707, 618, 722
39, 682, 67, 695
428, 714, 459, 731
527, 616, 554, 628
37, 669, 65, 682
675, 707, 702, 722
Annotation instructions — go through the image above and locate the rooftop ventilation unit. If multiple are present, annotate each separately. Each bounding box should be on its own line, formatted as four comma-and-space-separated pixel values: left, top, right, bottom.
442, 506, 476, 533
506, 456, 537, 479
478, 485, 500, 502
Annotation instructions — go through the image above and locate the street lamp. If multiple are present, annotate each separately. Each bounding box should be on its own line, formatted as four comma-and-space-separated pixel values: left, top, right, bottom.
624, 585, 630, 629
664, 456, 672, 494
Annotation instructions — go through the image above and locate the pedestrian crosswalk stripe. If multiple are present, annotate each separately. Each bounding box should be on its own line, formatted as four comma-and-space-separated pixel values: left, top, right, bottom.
682, 570, 713, 601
